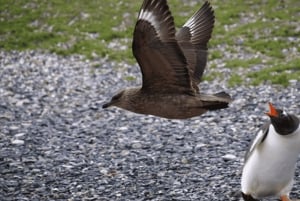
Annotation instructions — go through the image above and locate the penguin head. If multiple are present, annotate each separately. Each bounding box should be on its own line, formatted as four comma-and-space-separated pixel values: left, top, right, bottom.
266, 102, 299, 135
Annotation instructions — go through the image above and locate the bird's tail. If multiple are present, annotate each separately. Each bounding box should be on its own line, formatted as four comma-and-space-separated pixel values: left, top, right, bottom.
200, 91, 233, 110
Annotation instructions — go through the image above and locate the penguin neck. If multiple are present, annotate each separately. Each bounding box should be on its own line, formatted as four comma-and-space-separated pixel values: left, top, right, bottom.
266, 125, 300, 157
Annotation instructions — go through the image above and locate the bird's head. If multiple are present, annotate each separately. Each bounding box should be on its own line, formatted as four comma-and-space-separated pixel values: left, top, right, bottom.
266, 102, 299, 135
102, 90, 126, 109
102, 88, 140, 110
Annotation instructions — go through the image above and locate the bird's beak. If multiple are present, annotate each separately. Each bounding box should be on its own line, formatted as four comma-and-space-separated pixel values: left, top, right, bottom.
102, 102, 112, 109
266, 102, 278, 117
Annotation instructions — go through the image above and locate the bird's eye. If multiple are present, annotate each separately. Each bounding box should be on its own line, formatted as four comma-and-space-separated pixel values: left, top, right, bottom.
112, 96, 117, 101
112, 95, 119, 101
112, 91, 123, 101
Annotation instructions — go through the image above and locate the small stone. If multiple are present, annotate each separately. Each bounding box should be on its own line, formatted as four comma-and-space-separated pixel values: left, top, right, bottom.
11, 139, 25, 145
14, 133, 26, 138
9, 125, 19, 131
118, 126, 128, 131
131, 141, 142, 149
120, 150, 130, 156
222, 154, 237, 161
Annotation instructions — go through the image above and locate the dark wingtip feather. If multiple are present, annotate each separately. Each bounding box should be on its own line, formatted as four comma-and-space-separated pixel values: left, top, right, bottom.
202, 91, 233, 110
213, 91, 233, 102
137, 0, 175, 41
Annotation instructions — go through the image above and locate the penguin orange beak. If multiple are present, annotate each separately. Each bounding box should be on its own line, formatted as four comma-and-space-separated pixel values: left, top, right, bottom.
266, 102, 279, 117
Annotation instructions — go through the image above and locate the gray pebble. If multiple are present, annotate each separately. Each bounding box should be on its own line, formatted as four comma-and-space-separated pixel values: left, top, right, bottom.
11, 139, 25, 145
0, 50, 299, 201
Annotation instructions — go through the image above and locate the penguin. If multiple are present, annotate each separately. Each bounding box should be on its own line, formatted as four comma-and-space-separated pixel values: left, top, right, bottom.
241, 102, 300, 201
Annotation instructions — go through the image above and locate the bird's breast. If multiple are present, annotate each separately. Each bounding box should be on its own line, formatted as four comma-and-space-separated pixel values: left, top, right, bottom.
133, 94, 205, 119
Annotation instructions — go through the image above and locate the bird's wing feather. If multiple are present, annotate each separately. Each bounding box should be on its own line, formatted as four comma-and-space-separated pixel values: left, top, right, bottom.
132, 0, 194, 94
176, 1, 214, 90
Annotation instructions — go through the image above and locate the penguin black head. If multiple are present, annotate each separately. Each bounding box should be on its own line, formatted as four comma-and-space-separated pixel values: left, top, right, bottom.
266, 102, 299, 135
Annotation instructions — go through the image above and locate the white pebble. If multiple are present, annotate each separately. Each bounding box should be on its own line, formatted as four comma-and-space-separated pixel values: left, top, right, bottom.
222, 154, 237, 161
11, 139, 25, 145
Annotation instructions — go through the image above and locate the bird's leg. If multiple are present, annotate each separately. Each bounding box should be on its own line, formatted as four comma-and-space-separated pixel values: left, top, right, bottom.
280, 195, 291, 201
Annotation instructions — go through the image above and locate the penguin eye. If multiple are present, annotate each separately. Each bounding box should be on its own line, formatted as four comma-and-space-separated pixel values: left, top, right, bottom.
275, 109, 289, 120
280, 111, 291, 121
276, 109, 284, 116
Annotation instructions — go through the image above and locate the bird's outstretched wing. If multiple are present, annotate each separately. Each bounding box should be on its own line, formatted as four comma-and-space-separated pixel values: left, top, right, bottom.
176, 1, 215, 91
132, 0, 194, 94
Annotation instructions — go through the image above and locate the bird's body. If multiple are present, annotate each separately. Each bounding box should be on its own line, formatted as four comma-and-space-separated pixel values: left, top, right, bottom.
103, 0, 232, 119
111, 87, 230, 119
241, 103, 300, 201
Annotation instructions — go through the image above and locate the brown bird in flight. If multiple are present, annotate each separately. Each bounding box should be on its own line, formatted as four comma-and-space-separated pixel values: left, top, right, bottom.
103, 0, 232, 119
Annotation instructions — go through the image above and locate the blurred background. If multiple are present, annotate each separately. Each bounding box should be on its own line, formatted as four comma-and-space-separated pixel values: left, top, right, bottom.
0, 0, 299, 86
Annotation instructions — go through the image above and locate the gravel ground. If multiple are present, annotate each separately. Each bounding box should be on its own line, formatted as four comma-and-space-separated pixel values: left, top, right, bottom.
0, 50, 299, 201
